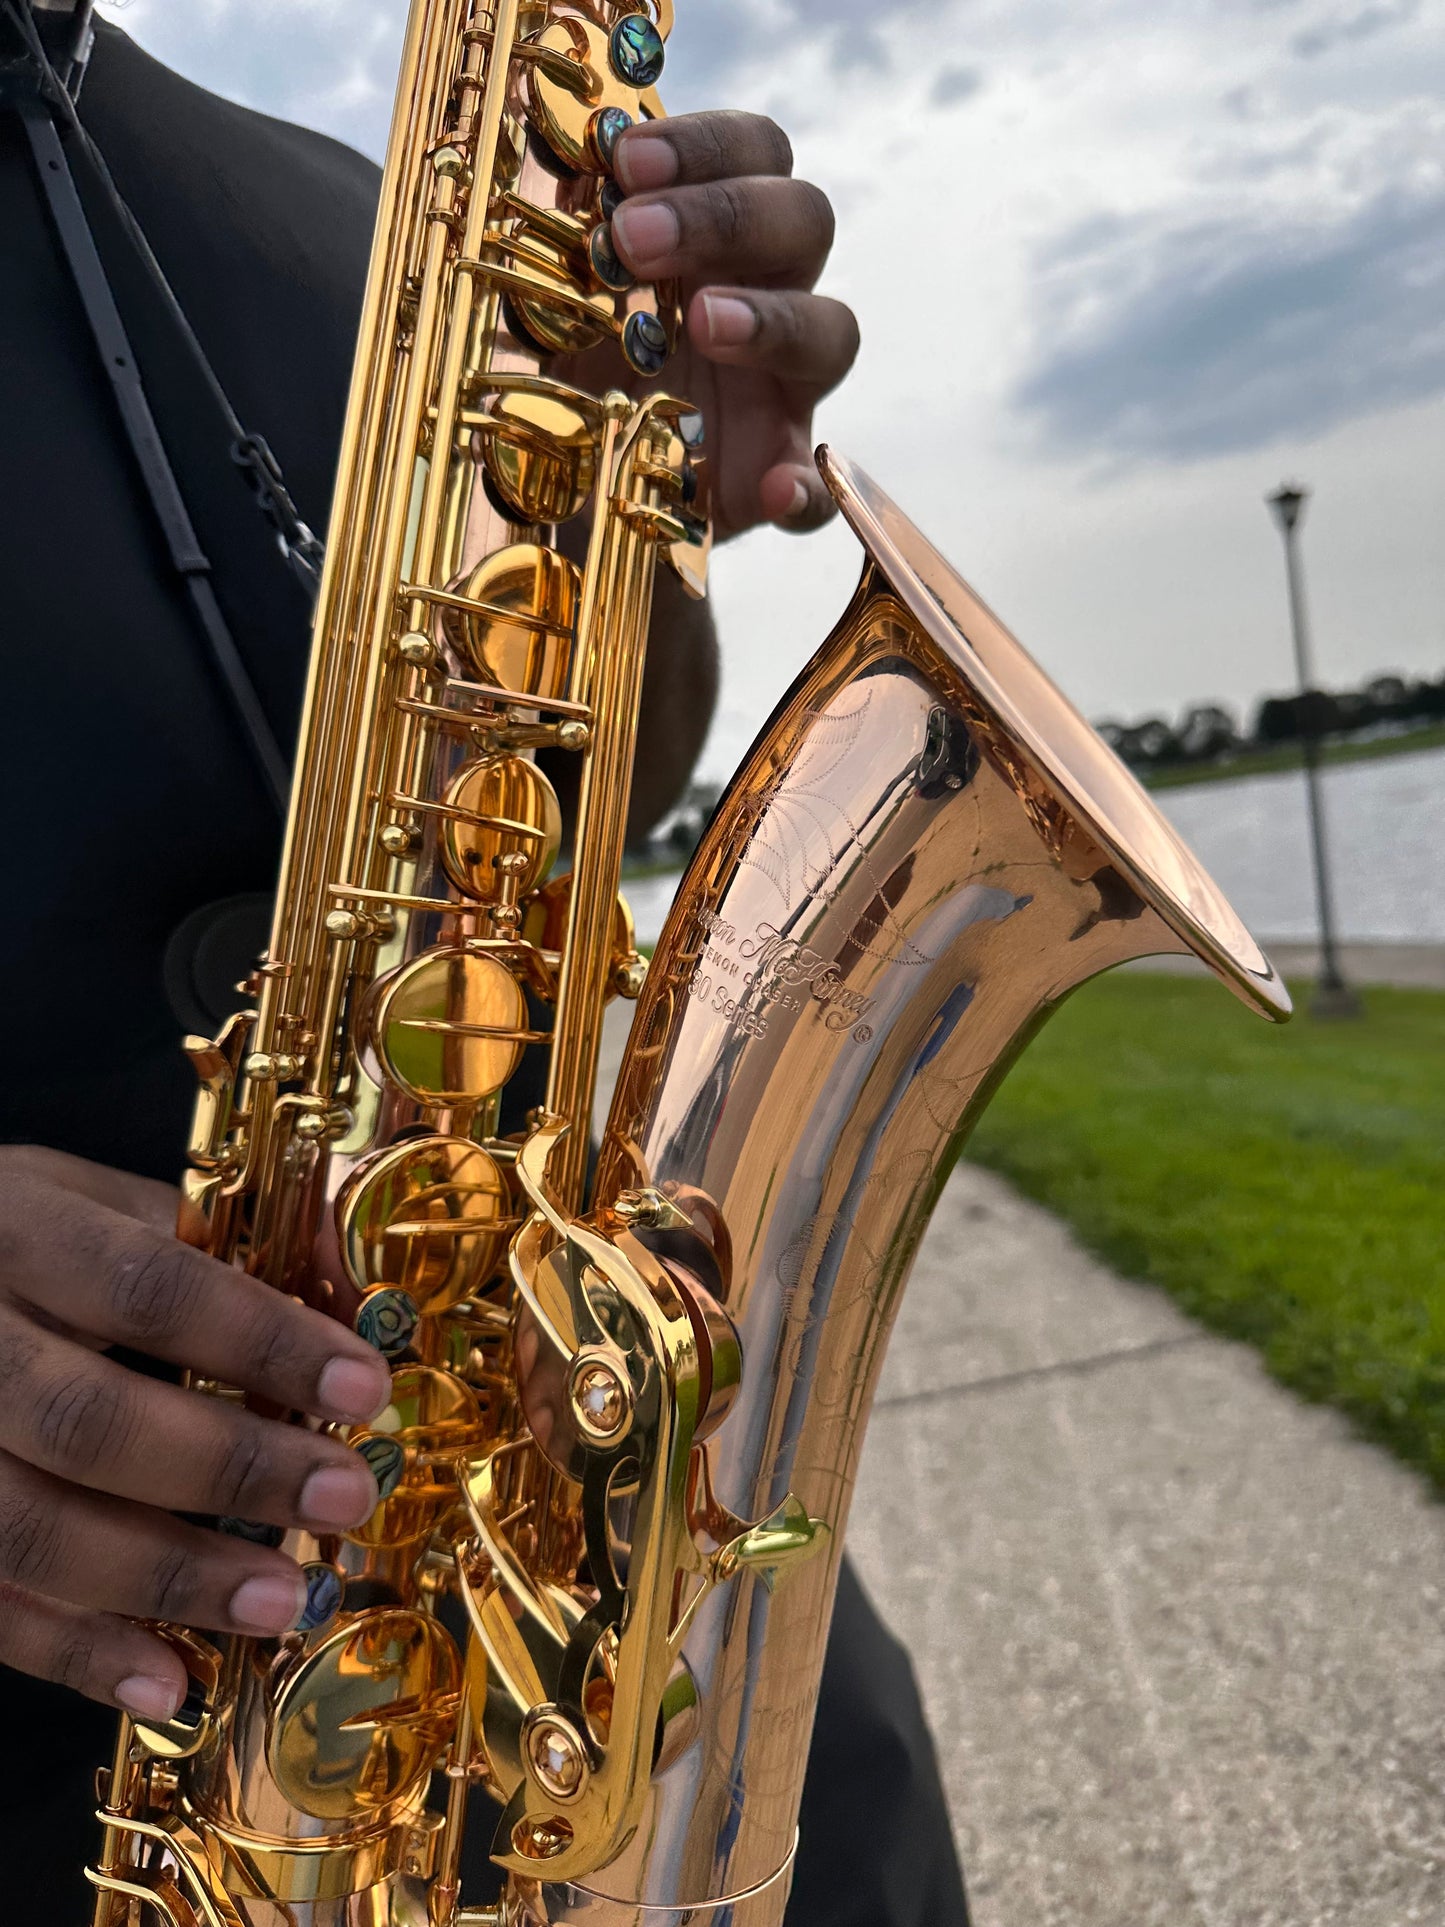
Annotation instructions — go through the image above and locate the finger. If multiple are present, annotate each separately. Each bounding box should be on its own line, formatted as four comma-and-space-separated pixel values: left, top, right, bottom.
0, 1181, 390, 1424
615, 110, 793, 194
0, 1582, 189, 1718
1, 1144, 179, 1238
760, 461, 838, 534
611, 177, 835, 292
688, 287, 860, 395
0, 1453, 310, 1636
0, 1306, 379, 1532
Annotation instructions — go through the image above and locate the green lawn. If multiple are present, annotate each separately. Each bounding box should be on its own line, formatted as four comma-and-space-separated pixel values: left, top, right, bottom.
966, 975, 1445, 1493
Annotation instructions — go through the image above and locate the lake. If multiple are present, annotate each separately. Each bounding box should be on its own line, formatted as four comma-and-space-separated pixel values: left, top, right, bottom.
1158, 745, 1445, 944
623, 746, 1445, 949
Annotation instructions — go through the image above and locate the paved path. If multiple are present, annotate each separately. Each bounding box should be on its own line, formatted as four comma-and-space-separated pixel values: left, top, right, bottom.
847, 1162, 1444, 1927
596, 1008, 1444, 1926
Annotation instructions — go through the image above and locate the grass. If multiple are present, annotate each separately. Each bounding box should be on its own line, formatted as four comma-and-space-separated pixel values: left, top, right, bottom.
966, 974, 1445, 1493
1142, 721, 1445, 790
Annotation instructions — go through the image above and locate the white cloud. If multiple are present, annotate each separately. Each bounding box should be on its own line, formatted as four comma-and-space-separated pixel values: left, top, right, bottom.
107, 0, 1445, 778
1017, 162, 1445, 459
105, 0, 405, 154
1291, 0, 1421, 57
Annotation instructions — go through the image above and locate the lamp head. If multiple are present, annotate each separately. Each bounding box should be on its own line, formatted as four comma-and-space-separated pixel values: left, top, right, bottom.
1267, 482, 1308, 535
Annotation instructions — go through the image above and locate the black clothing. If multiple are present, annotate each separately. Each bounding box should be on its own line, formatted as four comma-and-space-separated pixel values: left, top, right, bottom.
0, 19, 372, 1182
0, 23, 968, 1925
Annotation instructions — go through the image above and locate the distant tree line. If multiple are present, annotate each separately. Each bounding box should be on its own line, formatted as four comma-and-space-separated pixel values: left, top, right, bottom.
634, 669, 1445, 869
1096, 669, 1445, 774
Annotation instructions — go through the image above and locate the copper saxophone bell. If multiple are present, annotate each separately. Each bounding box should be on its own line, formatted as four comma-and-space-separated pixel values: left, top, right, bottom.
84, 4, 1288, 1925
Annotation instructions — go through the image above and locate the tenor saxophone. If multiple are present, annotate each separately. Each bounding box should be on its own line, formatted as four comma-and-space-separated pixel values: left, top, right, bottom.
85, 3, 1290, 1925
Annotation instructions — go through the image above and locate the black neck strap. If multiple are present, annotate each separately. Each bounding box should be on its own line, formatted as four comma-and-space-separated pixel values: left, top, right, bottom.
28, 0, 93, 100
1, 2, 327, 817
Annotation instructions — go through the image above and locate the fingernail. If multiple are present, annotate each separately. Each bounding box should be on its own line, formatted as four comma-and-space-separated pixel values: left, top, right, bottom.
318, 1355, 390, 1423
116, 1674, 183, 1722
230, 1572, 308, 1634
702, 293, 757, 348
785, 480, 809, 519
612, 200, 680, 271
300, 1463, 378, 1530
616, 134, 678, 193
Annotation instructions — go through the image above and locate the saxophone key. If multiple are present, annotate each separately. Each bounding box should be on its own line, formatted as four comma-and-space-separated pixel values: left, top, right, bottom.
370, 947, 543, 1107
438, 755, 562, 903
338, 1136, 517, 1315
438, 544, 580, 701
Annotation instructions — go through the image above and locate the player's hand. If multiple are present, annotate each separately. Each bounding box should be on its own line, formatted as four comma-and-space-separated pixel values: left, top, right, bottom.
570, 110, 860, 541
0, 1146, 391, 1719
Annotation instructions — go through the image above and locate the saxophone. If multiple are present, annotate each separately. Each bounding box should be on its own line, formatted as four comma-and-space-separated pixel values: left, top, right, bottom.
86, 3, 1290, 1924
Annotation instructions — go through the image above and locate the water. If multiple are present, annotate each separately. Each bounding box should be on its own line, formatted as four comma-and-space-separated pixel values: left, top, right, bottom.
623, 746, 1445, 950
1157, 746, 1445, 944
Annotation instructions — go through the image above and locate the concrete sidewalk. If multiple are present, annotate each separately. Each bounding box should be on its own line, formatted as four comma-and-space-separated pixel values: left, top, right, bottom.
1132, 940, 1445, 989
594, 1007, 1443, 1925
848, 1162, 1444, 1927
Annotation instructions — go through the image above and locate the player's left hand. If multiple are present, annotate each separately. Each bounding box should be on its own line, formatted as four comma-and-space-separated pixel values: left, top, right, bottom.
599, 110, 859, 541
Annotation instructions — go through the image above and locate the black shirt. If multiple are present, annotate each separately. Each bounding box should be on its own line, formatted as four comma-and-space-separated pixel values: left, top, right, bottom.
0, 20, 380, 1910
0, 19, 377, 1183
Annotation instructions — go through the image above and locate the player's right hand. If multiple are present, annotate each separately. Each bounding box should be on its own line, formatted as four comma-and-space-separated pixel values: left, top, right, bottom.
0, 1145, 391, 1720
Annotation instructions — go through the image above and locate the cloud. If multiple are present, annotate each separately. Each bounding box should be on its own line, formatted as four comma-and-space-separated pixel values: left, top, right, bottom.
666, 0, 963, 94
111, 0, 931, 147
107, 0, 403, 154
930, 63, 983, 108
105, 0, 1445, 756
1014, 180, 1445, 459
114, 0, 1445, 480
112, 0, 983, 154
1291, 0, 1419, 57
777, 0, 938, 54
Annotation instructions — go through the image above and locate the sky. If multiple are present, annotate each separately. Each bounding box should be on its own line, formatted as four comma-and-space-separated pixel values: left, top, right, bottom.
108, 0, 1445, 784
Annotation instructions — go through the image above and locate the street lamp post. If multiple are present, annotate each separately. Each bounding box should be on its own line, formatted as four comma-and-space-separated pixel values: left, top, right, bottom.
1265, 483, 1360, 1019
